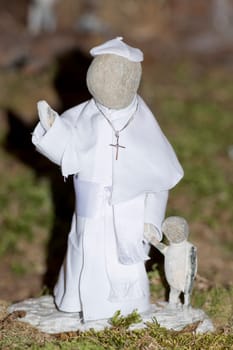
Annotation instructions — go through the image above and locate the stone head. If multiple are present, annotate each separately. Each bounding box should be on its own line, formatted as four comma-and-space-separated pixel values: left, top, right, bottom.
87, 37, 143, 109
162, 216, 189, 244
86, 54, 141, 109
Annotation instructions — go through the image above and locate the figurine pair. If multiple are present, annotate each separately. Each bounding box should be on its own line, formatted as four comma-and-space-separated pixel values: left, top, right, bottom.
32, 37, 195, 322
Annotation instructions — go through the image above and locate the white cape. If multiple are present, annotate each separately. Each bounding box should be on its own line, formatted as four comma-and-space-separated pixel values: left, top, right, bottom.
34, 95, 183, 202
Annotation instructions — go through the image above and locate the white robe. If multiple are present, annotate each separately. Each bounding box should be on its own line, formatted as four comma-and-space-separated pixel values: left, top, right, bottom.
32, 95, 183, 321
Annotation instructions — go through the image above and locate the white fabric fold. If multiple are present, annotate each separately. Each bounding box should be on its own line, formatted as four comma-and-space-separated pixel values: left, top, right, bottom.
32, 95, 183, 201
108, 279, 146, 302
32, 114, 82, 177
111, 96, 184, 203
61, 126, 82, 177
73, 178, 105, 218
32, 95, 183, 265
113, 195, 149, 265
73, 180, 149, 264
90, 37, 144, 62
144, 191, 169, 241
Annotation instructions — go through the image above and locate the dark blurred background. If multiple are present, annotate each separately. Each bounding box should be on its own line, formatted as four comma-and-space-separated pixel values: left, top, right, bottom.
0, 0, 232, 302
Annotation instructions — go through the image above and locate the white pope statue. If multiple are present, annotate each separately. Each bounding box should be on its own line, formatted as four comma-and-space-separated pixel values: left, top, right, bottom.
32, 37, 184, 322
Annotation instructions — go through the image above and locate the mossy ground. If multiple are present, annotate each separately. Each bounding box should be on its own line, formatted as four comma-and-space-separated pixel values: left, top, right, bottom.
0, 54, 232, 348
0, 286, 233, 349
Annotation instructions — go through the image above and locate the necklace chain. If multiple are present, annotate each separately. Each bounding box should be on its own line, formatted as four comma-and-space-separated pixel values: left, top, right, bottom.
95, 100, 138, 138
94, 99, 138, 160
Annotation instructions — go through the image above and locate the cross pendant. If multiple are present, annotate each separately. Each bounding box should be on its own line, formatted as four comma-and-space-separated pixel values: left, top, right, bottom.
110, 135, 126, 160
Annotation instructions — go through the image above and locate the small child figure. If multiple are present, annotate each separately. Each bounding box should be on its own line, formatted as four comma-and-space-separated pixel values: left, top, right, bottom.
144, 216, 197, 308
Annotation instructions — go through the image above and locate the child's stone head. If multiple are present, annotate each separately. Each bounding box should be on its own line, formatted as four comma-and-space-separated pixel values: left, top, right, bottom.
162, 216, 189, 244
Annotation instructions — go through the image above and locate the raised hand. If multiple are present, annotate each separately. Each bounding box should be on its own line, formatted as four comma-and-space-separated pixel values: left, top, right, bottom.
37, 100, 58, 131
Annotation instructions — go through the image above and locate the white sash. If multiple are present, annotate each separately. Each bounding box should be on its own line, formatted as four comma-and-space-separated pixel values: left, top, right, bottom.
73, 176, 149, 264
73, 177, 111, 219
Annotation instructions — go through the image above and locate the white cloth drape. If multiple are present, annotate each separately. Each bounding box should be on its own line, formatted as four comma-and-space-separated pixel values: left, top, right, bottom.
32, 94, 183, 320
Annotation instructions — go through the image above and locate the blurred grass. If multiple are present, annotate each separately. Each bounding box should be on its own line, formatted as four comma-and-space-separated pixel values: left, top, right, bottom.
0, 68, 54, 264
0, 158, 52, 256
143, 61, 233, 259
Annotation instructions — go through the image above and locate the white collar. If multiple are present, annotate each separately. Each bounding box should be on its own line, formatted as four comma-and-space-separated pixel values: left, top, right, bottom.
94, 95, 138, 121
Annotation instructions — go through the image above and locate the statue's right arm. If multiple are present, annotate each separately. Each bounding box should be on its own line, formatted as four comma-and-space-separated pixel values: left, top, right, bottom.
32, 100, 81, 177
32, 99, 91, 176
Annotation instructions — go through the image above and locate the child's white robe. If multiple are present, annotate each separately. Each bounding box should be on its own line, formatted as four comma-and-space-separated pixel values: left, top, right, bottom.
32, 95, 183, 321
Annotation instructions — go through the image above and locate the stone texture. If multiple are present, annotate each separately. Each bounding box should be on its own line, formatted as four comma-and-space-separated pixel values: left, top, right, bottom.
8, 296, 214, 334
86, 54, 141, 109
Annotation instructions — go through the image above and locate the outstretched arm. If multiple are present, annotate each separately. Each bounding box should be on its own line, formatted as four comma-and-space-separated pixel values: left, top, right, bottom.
144, 223, 168, 255
143, 191, 168, 254
144, 191, 169, 239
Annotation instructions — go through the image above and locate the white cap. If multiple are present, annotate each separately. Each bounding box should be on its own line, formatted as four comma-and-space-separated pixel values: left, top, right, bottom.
90, 37, 143, 62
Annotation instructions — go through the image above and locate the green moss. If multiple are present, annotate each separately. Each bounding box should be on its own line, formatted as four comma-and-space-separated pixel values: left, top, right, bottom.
109, 310, 142, 328
1, 284, 233, 349
0, 319, 233, 349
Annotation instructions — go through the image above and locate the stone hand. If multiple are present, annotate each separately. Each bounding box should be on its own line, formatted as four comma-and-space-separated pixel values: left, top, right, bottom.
144, 223, 167, 254
144, 223, 160, 245
37, 100, 58, 131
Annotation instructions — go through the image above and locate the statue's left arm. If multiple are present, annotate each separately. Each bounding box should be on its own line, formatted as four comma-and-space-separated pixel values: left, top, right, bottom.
184, 245, 198, 297
143, 191, 168, 253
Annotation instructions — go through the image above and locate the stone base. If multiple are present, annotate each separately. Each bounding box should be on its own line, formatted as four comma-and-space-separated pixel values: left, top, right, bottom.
8, 296, 214, 334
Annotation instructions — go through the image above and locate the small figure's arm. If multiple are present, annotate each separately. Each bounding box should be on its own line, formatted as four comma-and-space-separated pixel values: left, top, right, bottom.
37, 100, 58, 131
184, 245, 197, 306
144, 223, 168, 255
